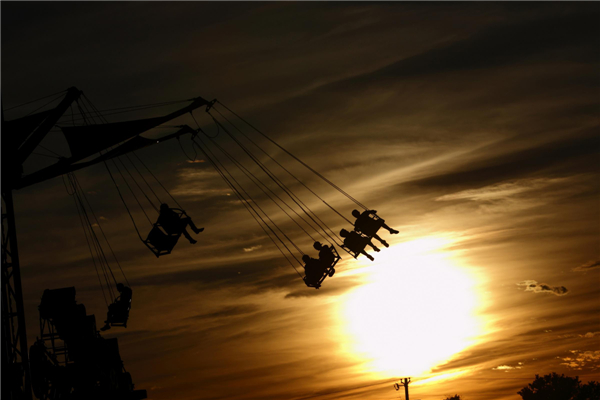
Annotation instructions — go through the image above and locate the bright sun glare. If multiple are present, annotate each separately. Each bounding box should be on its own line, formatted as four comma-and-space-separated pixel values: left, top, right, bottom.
338, 237, 481, 377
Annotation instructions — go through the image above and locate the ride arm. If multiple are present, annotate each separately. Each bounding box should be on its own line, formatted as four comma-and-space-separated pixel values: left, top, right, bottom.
15, 125, 197, 190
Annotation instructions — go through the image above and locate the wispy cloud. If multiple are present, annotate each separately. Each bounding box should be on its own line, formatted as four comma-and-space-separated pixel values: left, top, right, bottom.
436, 178, 566, 202
573, 260, 600, 272
517, 280, 569, 296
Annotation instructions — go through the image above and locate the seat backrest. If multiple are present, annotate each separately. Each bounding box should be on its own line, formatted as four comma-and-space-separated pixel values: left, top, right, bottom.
146, 225, 179, 252
345, 233, 367, 253
357, 215, 383, 237
157, 208, 185, 235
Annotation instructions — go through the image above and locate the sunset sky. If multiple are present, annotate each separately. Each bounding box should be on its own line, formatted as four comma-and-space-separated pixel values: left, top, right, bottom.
2, 2, 599, 400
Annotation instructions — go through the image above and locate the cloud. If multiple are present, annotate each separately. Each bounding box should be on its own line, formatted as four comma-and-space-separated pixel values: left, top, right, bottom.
492, 363, 523, 371
560, 350, 600, 370
403, 131, 598, 191
325, 10, 598, 84
184, 305, 259, 321
436, 178, 566, 202
243, 245, 263, 252
573, 260, 600, 272
517, 280, 568, 296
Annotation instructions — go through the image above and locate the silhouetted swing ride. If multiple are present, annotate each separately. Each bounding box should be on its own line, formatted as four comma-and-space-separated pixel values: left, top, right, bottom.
3, 87, 402, 399
59, 94, 400, 291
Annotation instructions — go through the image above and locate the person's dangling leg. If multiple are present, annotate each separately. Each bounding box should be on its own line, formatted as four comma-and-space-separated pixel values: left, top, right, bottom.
382, 223, 399, 234
182, 217, 204, 234
373, 234, 389, 247
367, 241, 380, 252
181, 228, 197, 244
361, 250, 374, 261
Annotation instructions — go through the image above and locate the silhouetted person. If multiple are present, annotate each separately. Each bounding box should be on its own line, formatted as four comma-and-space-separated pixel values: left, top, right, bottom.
302, 254, 324, 285
352, 209, 398, 247
158, 203, 203, 244
340, 229, 378, 261
313, 241, 335, 268
101, 283, 132, 331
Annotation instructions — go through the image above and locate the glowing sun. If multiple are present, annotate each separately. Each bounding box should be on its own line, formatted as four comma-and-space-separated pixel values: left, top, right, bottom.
338, 237, 481, 377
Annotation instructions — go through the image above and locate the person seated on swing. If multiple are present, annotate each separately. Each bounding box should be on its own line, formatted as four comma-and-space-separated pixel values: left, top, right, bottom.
352, 209, 398, 247
158, 203, 204, 244
313, 241, 336, 269
302, 254, 324, 285
100, 283, 132, 331
340, 229, 379, 261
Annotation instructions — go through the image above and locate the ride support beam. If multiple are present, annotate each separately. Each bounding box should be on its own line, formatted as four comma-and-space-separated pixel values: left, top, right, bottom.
17, 86, 81, 165
2, 190, 33, 400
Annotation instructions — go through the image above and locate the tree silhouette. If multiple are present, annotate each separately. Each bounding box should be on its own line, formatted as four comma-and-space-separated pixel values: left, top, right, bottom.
577, 381, 600, 400
443, 395, 462, 400
518, 373, 600, 400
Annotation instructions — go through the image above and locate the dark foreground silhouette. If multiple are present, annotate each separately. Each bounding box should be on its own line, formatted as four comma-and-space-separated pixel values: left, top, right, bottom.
443, 373, 600, 400
518, 373, 600, 400
31, 287, 146, 399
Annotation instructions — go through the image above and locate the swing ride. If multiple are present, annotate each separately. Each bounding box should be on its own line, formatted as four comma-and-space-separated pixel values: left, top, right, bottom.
1, 87, 399, 399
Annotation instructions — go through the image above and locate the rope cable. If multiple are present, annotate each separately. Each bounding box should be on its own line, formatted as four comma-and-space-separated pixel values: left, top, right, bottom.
116, 157, 159, 213
64, 174, 109, 306
22, 93, 69, 118
209, 112, 344, 248
111, 158, 154, 225
200, 132, 320, 244
216, 101, 369, 210
103, 160, 145, 241
4, 89, 68, 112
193, 138, 303, 276
57, 98, 187, 123
68, 173, 118, 290
177, 136, 198, 162
212, 107, 352, 232
68, 174, 114, 296
71, 173, 130, 286
124, 154, 163, 205
132, 151, 183, 210
198, 137, 305, 260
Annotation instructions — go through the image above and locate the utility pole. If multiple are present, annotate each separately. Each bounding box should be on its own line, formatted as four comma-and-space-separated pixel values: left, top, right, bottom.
394, 377, 411, 400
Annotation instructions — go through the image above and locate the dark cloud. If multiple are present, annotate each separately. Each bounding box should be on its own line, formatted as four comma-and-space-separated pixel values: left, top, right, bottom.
284, 274, 363, 298
573, 260, 600, 272
184, 304, 259, 321
350, 11, 599, 82
518, 280, 569, 296
402, 131, 599, 192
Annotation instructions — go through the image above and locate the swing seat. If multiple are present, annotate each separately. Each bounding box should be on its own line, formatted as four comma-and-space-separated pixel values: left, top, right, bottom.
341, 235, 370, 259
355, 212, 385, 238
143, 226, 180, 257
108, 300, 131, 327
304, 247, 341, 289
143, 209, 188, 257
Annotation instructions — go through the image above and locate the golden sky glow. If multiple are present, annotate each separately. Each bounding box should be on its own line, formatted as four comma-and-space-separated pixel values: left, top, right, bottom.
3, 2, 599, 400
339, 238, 482, 378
